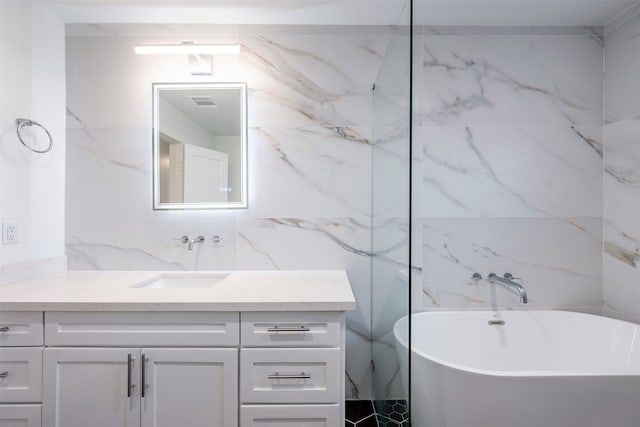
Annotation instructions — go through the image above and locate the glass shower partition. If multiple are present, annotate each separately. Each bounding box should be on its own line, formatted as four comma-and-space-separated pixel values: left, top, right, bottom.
371, 1, 412, 424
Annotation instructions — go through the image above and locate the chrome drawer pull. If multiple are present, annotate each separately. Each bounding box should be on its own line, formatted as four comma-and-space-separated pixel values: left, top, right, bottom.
0, 326, 10, 332
0, 371, 8, 378
267, 325, 310, 333
268, 372, 311, 380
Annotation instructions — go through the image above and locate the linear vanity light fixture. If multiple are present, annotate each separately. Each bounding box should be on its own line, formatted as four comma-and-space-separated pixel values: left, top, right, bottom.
135, 43, 240, 55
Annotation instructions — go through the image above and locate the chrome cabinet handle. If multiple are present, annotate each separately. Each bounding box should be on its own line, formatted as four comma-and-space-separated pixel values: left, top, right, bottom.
127, 353, 135, 398
267, 325, 310, 333
141, 354, 147, 398
0, 371, 8, 378
268, 372, 311, 380
0, 326, 10, 332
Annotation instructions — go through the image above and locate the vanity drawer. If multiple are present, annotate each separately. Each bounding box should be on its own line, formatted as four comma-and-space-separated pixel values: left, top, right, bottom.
241, 312, 341, 347
0, 312, 43, 347
240, 404, 339, 426
45, 312, 239, 346
0, 404, 41, 427
0, 348, 43, 403
240, 348, 340, 404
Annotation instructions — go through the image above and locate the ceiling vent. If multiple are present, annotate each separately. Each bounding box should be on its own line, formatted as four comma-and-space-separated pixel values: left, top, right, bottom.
188, 95, 217, 108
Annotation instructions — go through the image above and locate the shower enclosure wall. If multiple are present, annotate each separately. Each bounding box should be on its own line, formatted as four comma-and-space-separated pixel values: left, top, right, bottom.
401, 1, 640, 426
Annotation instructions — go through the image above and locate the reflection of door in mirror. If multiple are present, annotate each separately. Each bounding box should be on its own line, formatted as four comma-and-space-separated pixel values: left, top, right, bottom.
183, 143, 228, 203
159, 134, 229, 203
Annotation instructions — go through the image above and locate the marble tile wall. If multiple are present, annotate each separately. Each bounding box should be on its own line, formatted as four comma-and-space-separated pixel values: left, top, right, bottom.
603, 15, 640, 322
415, 27, 605, 312
65, 25, 394, 399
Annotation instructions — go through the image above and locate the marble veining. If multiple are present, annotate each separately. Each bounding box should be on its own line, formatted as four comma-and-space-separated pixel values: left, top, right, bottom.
67, 236, 188, 271
421, 125, 603, 218
420, 34, 602, 126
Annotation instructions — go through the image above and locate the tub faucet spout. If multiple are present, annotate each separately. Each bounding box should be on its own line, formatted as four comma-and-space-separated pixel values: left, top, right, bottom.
488, 272, 528, 304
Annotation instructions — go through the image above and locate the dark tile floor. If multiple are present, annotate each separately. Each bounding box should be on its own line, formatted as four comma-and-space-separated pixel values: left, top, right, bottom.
346, 400, 409, 427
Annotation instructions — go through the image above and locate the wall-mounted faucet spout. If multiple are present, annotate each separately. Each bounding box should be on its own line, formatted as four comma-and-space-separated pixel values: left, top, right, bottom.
188, 235, 205, 250
173, 235, 205, 250
488, 272, 528, 303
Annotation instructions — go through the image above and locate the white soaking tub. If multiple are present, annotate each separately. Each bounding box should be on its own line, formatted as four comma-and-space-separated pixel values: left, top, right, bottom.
393, 310, 640, 427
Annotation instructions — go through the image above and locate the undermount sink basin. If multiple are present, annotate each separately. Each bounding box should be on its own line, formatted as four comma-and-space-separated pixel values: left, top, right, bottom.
131, 273, 229, 289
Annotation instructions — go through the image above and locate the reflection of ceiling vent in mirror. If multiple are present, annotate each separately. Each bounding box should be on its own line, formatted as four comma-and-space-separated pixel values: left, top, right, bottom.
188, 95, 218, 109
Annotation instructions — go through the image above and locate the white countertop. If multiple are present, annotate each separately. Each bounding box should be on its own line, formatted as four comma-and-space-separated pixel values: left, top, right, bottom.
0, 270, 356, 312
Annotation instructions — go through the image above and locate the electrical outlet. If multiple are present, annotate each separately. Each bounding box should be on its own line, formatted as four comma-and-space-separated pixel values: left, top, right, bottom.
2, 223, 19, 244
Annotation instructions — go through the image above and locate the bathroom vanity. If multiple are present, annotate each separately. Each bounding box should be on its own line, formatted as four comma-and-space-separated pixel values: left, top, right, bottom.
0, 270, 355, 427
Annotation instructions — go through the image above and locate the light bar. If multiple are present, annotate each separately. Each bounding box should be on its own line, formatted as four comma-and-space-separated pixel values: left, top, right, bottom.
135, 44, 240, 55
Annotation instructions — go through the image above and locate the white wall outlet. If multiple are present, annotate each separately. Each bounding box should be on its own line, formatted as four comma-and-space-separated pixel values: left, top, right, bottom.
2, 222, 19, 244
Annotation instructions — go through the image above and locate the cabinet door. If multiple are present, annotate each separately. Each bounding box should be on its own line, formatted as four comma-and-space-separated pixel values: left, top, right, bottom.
141, 348, 237, 427
43, 348, 140, 427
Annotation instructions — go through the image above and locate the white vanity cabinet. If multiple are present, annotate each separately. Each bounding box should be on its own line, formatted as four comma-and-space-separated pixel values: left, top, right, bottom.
239, 312, 344, 426
0, 270, 355, 427
0, 312, 44, 427
1, 308, 348, 426
42, 312, 239, 427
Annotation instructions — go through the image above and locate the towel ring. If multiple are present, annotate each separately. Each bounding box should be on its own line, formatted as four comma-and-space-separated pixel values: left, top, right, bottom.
15, 118, 53, 154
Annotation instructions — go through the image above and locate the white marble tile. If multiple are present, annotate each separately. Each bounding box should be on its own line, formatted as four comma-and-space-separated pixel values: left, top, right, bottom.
236, 216, 373, 398
236, 217, 370, 320
603, 217, 640, 321
67, 217, 237, 271
345, 327, 372, 400
66, 127, 152, 220
248, 126, 371, 218
241, 31, 389, 127
372, 337, 403, 400
421, 125, 603, 218
66, 30, 388, 131
371, 263, 407, 400
604, 15, 640, 123
372, 126, 411, 218
421, 34, 603, 126
604, 118, 640, 216
421, 217, 603, 310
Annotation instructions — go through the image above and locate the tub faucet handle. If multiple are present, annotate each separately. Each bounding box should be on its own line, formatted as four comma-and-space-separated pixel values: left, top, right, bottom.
471, 272, 482, 281
173, 235, 189, 244
503, 272, 520, 280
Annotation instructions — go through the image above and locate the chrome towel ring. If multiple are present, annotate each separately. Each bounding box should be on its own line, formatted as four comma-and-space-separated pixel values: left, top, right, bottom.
15, 118, 53, 154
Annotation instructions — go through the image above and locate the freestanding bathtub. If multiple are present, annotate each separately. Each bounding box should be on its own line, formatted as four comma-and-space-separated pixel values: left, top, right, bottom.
394, 310, 640, 427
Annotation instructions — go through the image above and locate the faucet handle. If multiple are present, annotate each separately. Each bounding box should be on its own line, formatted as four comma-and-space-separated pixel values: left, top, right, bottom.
470, 272, 482, 281
503, 272, 521, 280
173, 235, 189, 244
212, 235, 223, 243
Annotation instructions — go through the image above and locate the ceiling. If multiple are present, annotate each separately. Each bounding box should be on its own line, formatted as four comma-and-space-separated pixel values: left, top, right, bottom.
42, 0, 640, 27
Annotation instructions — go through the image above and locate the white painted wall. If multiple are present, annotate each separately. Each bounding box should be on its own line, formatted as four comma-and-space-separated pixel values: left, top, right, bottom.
158, 97, 216, 151
0, 2, 66, 283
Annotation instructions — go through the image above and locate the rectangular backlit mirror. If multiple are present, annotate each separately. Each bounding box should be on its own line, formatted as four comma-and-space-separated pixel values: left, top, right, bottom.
153, 82, 247, 210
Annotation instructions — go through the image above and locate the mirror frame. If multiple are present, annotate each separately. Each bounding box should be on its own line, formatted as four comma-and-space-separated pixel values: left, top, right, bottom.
152, 82, 248, 210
